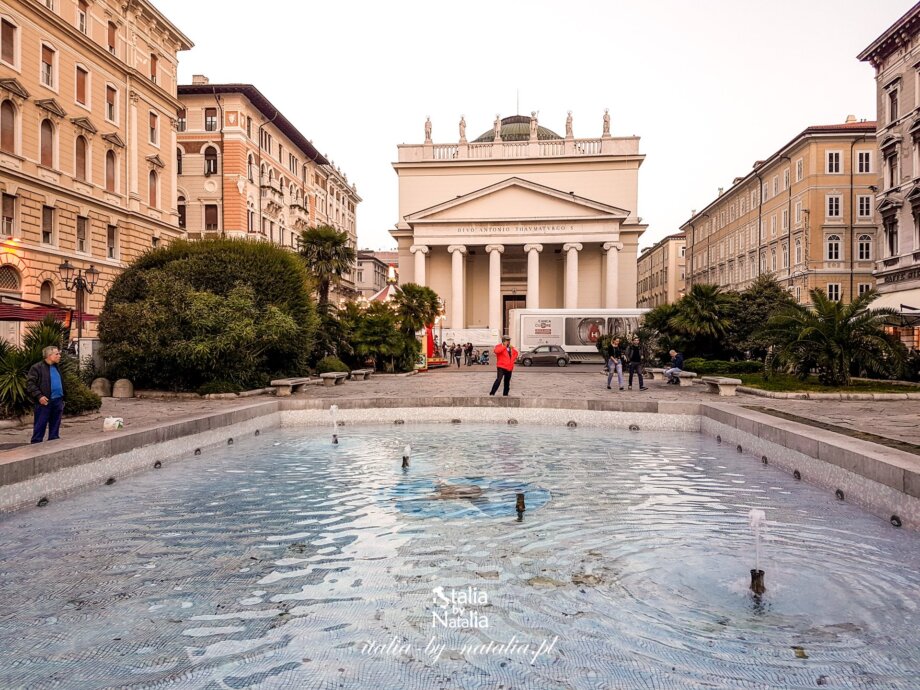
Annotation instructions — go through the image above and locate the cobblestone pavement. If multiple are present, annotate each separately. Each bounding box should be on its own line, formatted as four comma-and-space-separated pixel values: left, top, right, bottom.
2, 364, 918, 450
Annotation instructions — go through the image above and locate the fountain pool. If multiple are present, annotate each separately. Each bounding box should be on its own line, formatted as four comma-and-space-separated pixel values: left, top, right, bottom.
1, 423, 918, 689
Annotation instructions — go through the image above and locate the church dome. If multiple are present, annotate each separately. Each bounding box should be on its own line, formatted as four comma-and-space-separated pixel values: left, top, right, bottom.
473, 115, 562, 142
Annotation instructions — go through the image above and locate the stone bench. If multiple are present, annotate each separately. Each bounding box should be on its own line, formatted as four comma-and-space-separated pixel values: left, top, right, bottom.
319, 372, 348, 387
270, 377, 314, 397
676, 371, 698, 387
646, 368, 667, 380
701, 376, 742, 396
349, 369, 373, 381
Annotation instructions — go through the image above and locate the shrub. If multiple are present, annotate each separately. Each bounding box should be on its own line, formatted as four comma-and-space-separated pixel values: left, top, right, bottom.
100, 239, 317, 391
197, 380, 244, 396
682, 358, 762, 375
316, 356, 350, 374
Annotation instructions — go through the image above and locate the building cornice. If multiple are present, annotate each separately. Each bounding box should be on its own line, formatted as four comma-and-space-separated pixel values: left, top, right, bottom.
857, 2, 920, 65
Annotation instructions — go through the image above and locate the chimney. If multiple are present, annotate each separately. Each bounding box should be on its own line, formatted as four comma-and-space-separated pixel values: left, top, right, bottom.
718, 187, 724, 196
192, 74, 209, 85
845, 114, 857, 123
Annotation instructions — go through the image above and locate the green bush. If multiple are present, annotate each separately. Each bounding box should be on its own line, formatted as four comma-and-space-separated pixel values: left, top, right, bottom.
682, 358, 762, 375
64, 370, 103, 415
99, 239, 317, 391
196, 380, 244, 396
316, 356, 350, 374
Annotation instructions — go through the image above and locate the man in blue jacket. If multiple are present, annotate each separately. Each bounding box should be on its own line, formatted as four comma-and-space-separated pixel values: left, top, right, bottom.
26, 346, 65, 443
665, 350, 684, 385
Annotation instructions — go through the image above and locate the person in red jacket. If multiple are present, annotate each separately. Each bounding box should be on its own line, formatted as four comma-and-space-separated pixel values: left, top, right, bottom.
489, 335, 519, 396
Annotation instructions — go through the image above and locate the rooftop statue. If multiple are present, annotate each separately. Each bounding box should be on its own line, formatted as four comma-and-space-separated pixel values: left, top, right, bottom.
530, 111, 538, 139
459, 115, 466, 141
566, 111, 573, 138
494, 114, 501, 140
424, 116, 432, 143
603, 109, 610, 137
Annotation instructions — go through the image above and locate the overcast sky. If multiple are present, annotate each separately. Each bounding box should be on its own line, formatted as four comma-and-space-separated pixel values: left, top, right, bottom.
156, 0, 910, 250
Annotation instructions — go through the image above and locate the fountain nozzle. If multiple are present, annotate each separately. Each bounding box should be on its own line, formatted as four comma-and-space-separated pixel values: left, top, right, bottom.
332, 434, 338, 445
748, 508, 767, 595
750, 568, 766, 594
516, 492, 526, 519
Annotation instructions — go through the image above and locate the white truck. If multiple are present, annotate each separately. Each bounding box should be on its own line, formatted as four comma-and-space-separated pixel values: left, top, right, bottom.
508, 308, 649, 359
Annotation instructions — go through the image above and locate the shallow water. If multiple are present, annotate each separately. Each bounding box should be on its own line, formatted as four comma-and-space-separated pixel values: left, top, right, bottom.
1, 424, 918, 689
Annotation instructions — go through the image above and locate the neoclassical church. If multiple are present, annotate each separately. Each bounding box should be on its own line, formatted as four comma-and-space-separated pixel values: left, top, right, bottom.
391, 112, 647, 343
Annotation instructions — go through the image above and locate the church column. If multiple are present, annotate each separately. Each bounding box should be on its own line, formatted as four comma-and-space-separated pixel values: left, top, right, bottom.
524, 243, 542, 308
448, 244, 467, 329
603, 241, 623, 308
410, 244, 429, 286
563, 242, 582, 308
486, 244, 504, 335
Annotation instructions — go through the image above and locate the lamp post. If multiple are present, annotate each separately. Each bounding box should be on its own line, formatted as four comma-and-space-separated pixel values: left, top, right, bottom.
58, 260, 99, 369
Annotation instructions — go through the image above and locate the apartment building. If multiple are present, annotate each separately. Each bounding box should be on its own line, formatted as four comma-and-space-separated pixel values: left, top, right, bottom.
637, 233, 685, 308
356, 249, 389, 301
681, 119, 877, 305
176, 77, 361, 302
859, 2, 920, 347
0, 0, 191, 342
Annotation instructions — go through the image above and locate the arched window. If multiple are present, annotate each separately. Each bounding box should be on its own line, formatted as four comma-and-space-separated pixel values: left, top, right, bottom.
826, 234, 841, 261
260, 164, 266, 182
781, 242, 788, 269
105, 150, 116, 192
40, 280, 53, 303
858, 234, 872, 261
203, 146, 217, 175
247, 200, 255, 232
176, 147, 182, 175
0, 100, 15, 153
75, 135, 87, 181
177, 195, 186, 229
290, 184, 296, 199
794, 239, 802, 265
40, 119, 53, 167
770, 248, 776, 272
148, 170, 157, 208
247, 155, 254, 182
0, 265, 21, 296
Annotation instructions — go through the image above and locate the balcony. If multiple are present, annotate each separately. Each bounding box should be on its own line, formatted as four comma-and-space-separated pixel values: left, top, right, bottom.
260, 183, 283, 216
397, 136, 639, 163
289, 202, 310, 229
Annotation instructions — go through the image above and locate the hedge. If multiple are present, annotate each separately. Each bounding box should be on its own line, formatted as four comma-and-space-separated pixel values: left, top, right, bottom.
681, 358, 762, 375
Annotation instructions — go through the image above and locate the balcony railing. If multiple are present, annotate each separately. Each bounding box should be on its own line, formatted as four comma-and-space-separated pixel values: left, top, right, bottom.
397, 135, 639, 163
261, 183, 284, 215
289, 202, 310, 229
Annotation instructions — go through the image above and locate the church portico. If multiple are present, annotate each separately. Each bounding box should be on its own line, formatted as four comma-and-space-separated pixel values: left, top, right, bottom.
392, 113, 647, 342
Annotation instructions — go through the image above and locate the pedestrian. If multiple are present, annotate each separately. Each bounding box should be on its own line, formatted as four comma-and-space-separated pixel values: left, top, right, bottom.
489, 335, 519, 396
453, 344, 462, 368
664, 349, 685, 384
442, 341, 448, 358
626, 336, 648, 391
26, 345, 66, 444
605, 336, 625, 391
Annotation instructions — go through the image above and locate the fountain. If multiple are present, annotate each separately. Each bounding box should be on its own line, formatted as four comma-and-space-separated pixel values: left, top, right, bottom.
516, 492, 526, 521
748, 508, 766, 594
330, 404, 338, 445
402, 444, 411, 468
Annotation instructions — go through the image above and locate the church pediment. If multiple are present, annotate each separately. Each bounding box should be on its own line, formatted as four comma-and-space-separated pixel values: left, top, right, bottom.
405, 177, 630, 223
35, 98, 67, 118
70, 117, 97, 134
0, 78, 29, 100
102, 132, 125, 148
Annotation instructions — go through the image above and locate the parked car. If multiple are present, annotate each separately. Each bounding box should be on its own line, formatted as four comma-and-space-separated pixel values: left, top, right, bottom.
518, 345, 570, 367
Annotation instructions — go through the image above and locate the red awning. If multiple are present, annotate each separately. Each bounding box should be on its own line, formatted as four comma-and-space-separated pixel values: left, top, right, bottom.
0, 305, 98, 323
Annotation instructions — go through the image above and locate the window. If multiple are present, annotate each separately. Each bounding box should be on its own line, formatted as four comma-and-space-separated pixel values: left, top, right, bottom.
782, 242, 789, 268
177, 196, 186, 229
826, 151, 841, 174
76, 215, 87, 252
41, 44, 55, 88
177, 109, 186, 132
783, 169, 789, 189
782, 209, 789, 230
204, 108, 217, 132
1, 18, 16, 67
75, 135, 87, 181
176, 147, 182, 175
827, 195, 841, 218
794, 239, 802, 264
795, 158, 803, 182
77, 0, 87, 33
246, 116, 252, 139
770, 215, 776, 236
826, 234, 841, 260
794, 200, 802, 224
827, 283, 841, 302
0, 99, 14, 153
762, 182, 768, 200
41, 206, 54, 244
148, 170, 157, 208
105, 149, 116, 192
148, 52, 159, 82
148, 111, 158, 145
858, 151, 872, 173
772, 176, 778, 195
40, 280, 53, 303
247, 206, 254, 232
770, 248, 776, 272
885, 216, 898, 256
44, 0, 54, 9
107, 224, 117, 258
107, 21, 116, 55
204, 146, 217, 175
858, 283, 872, 296
75, 66, 88, 105
40, 119, 53, 167
858, 234, 872, 261
887, 152, 899, 188
889, 89, 899, 122
105, 85, 116, 122
858, 195, 872, 218
2, 193, 15, 236
205, 204, 218, 231
247, 154, 254, 182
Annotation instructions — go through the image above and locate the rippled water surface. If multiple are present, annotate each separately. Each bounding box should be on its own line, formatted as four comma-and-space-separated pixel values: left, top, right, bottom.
1, 424, 919, 689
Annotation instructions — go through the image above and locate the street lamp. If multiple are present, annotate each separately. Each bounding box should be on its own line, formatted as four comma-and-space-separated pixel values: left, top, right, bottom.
58, 260, 99, 368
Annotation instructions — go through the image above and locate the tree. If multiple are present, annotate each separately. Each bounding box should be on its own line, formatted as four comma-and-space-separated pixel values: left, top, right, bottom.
729, 274, 797, 359
764, 288, 906, 386
394, 283, 440, 335
667, 283, 737, 358
351, 301, 406, 372
296, 225, 357, 307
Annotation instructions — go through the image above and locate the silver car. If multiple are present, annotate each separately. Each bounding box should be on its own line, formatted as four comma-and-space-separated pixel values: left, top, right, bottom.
518, 345, 570, 367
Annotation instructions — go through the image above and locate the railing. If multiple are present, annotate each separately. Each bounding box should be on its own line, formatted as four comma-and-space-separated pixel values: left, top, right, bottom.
433, 144, 458, 160
502, 142, 529, 158
469, 143, 492, 159
540, 140, 565, 156
396, 136, 639, 162
574, 139, 602, 155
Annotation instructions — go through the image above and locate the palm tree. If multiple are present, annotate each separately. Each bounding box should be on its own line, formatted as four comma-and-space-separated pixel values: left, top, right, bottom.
668, 283, 736, 357
296, 225, 356, 307
764, 288, 906, 386
393, 283, 441, 335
